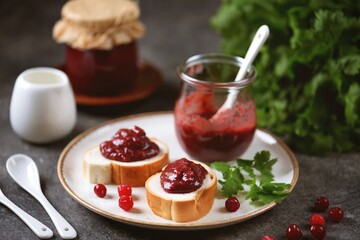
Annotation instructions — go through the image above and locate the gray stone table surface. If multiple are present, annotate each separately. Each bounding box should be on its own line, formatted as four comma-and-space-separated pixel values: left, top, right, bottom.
0, 0, 359, 239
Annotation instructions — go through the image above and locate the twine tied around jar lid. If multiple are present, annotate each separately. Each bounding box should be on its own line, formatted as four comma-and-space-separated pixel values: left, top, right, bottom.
53, 0, 145, 50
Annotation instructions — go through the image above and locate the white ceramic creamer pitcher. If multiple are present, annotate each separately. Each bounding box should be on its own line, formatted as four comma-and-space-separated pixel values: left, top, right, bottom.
10, 67, 76, 144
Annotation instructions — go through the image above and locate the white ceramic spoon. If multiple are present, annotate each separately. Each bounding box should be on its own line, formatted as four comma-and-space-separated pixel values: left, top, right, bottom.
211, 25, 269, 122
0, 188, 53, 239
6, 154, 77, 239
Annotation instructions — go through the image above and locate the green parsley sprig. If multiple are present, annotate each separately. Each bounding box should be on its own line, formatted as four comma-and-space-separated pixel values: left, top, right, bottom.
211, 150, 291, 205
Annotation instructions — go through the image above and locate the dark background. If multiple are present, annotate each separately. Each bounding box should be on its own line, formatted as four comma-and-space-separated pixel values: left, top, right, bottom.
0, 0, 359, 239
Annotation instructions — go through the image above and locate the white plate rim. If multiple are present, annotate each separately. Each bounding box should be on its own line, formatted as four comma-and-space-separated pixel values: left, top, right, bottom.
57, 111, 299, 230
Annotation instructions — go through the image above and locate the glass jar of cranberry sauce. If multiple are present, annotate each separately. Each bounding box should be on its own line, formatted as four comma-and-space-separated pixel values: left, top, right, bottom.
53, 0, 145, 97
174, 53, 257, 162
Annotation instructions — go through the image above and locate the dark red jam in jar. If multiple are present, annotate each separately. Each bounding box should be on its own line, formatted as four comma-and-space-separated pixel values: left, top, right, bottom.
160, 158, 208, 193
174, 91, 256, 162
100, 126, 160, 162
174, 53, 257, 162
53, 0, 145, 97
65, 41, 138, 96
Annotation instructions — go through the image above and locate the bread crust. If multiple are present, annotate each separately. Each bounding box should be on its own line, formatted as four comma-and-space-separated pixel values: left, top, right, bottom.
145, 161, 217, 222
83, 138, 169, 187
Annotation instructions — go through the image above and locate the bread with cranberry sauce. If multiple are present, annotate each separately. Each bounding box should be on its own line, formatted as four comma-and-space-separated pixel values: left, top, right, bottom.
145, 158, 217, 222
83, 126, 169, 187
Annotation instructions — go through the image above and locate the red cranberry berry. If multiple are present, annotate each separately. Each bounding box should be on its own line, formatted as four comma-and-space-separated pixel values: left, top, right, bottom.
310, 225, 326, 240
309, 214, 326, 226
117, 184, 132, 196
118, 195, 134, 211
225, 196, 240, 212
286, 224, 303, 240
94, 184, 107, 198
261, 236, 275, 240
314, 196, 329, 212
328, 207, 344, 223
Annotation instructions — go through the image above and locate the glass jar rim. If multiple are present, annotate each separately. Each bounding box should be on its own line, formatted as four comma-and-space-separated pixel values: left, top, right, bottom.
177, 53, 257, 89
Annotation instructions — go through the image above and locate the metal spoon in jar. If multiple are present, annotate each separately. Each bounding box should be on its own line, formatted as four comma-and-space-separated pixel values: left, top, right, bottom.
210, 25, 269, 122
0, 187, 53, 239
6, 154, 77, 239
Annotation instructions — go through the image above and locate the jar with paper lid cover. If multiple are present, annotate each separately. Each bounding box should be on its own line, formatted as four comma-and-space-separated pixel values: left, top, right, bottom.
53, 0, 145, 96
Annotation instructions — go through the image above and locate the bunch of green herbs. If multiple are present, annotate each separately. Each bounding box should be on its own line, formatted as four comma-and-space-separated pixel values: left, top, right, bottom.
211, 151, 291, 205
211, 0, 360, 154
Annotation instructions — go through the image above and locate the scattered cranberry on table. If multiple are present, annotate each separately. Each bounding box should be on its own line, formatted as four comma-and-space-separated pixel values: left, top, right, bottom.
225, 196, 240, 212
309, 213, 326, 226
94, 184, 107, 198
314, 196, 329, 212
119, 195, 134, 211
261, 236, 275, 240
328, 207, 344, 223
310, 225, 326, 240
118, 184, 132, 197
286, 224, 303, 240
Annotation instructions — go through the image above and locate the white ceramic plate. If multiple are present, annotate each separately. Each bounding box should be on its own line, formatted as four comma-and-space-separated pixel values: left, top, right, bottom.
57, 112, 299, 230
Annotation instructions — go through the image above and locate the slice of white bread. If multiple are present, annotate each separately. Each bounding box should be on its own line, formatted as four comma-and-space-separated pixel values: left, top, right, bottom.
83, 138, 169, 187
145, 160, 217, 222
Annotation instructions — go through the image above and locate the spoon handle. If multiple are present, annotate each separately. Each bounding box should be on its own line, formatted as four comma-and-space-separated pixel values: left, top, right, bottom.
0, 192, 53, 239
216, 25, 270, 113
35, 192, 77, 239
235, 25, 270, 82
